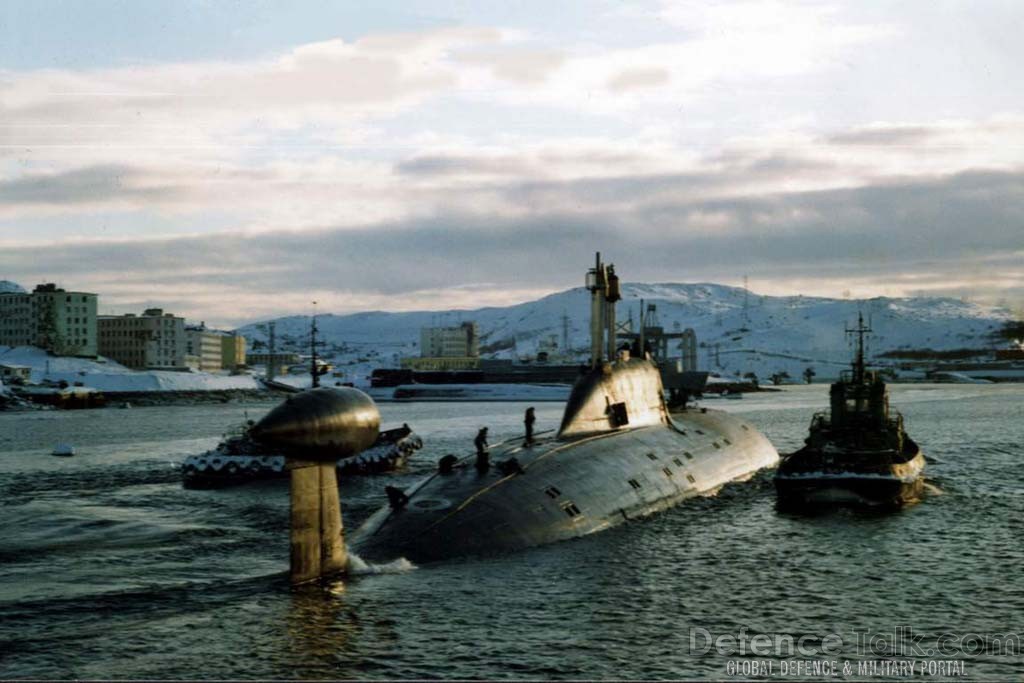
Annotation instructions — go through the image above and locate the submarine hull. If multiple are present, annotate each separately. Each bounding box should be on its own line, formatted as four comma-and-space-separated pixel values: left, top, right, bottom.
352, 408, 778, 563
353, 255, 781, 564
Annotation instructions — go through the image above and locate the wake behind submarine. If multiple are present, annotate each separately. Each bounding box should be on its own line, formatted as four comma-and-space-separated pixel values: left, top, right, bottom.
351, 253, 780, 563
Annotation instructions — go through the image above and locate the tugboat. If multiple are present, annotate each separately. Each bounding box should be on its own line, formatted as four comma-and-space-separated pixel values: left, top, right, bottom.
182, 307, 424, 489
774, 314, 925, 507
352, 254, 779, 563
180, 421, 422, 488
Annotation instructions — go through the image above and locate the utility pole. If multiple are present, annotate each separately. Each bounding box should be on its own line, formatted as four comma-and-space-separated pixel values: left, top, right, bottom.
267, 322, 277, 382
561, 311, 570, 356
310, 301, 321, 388
743, 274, 750, 325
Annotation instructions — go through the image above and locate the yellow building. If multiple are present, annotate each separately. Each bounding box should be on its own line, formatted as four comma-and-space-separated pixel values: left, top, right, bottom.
220, 333, 246, 370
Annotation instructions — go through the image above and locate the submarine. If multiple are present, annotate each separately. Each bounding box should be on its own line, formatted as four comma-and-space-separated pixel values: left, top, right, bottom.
351, 254, 780, 563
249, 386, 381, 583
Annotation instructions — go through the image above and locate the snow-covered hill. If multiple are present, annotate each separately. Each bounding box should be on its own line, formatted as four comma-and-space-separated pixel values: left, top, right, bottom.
0, 280, 26, 294
238, 283, 1016, 382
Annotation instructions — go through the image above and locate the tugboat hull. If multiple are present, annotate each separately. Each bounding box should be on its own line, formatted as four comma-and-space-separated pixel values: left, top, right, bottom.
180, 426, 422, 489
775, 449, 926, 508
774, 313, 927, 510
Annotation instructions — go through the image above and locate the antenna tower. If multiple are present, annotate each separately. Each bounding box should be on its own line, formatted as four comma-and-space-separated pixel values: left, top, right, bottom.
845, 311, 872, 383
743, 274, 750, 324
310, 301, 323, 388
561, 311, 570, 354
268, 322, 277, 381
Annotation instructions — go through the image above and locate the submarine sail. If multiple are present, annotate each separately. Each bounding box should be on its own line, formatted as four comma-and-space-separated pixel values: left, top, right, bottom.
352, 254, 779, 563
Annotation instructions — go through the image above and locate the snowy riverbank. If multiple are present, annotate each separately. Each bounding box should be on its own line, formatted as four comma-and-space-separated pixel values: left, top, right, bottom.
0, 346, 261, 393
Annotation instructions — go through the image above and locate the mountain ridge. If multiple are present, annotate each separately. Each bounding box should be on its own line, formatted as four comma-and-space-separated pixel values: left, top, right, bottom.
237, 282, 1016, 381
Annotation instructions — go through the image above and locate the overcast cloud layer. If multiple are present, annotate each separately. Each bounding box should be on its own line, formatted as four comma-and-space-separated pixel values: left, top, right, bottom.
1, 0, 1022, 326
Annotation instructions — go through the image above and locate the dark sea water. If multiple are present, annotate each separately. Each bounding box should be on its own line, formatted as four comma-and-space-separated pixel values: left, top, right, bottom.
1, 385, 1022, 680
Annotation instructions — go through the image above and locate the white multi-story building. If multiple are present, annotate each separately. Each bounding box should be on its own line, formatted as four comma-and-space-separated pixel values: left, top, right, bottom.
185, 325, 223, 372
97, 308, 186, 369
0, 283, 98, 357
402, 321, 481, 370
420, 322, 479, 358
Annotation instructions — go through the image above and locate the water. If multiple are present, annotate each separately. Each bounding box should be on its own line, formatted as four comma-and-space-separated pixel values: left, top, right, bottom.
1, 386, 1023, 679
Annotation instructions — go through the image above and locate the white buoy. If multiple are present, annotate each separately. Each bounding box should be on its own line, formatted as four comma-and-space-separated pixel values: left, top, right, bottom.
52, 443, 76, 457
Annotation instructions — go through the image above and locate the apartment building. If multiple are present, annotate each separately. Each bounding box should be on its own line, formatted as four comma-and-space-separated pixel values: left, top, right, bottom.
420, 322, 479, 358
97, 308, 186, 369
403, 321, 481, 370
0, 284, 98, 357
185, 325, 223, 372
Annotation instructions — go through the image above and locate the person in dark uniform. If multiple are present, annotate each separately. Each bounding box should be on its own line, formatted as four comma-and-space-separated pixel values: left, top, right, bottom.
385, 485, 409, 509
474, 427, 490, 472
524, 407, 536, 447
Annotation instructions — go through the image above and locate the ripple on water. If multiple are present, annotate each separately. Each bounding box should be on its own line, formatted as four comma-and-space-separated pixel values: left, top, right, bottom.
0, 388, 1023, 679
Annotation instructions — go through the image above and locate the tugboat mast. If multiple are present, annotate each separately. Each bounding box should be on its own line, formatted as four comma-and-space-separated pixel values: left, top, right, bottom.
846, 312, 872, 383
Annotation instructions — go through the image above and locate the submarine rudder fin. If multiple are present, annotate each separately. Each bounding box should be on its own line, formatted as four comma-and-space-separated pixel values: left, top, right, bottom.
252, 386, 380, 584
289, 460, 348, 584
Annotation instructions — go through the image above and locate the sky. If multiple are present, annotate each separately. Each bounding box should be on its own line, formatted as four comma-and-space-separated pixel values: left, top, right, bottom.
1, 0, 1022, 327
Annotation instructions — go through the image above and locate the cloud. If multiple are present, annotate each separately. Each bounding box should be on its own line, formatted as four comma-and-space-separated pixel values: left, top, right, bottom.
2, 166, 1022, 325
826, 125, 936, 146
394, 154, 536, 178
606, 67, 670, 93
454, 47, 566, 84
2, 27, 498, 121
0, 164, 182, 207
1, 14, 1021, 324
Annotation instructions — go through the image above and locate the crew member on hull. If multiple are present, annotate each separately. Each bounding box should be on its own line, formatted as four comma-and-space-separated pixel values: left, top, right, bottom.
474, 427, 490, 472
524, 407, 536, 447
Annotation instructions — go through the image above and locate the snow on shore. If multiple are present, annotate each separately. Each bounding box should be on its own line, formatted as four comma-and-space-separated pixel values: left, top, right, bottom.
0, 346, 260, 392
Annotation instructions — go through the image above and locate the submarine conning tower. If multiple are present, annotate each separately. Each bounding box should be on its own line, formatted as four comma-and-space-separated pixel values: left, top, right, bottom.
252, 387, 380, 584
559, 253, 668, 439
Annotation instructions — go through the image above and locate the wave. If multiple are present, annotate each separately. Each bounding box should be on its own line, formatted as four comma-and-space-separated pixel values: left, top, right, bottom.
346, 549, 416, 575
